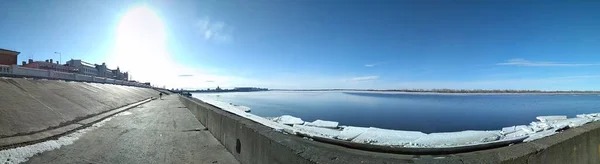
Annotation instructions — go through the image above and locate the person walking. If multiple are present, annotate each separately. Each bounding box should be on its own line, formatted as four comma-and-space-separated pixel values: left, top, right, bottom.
159, 92, 163, 99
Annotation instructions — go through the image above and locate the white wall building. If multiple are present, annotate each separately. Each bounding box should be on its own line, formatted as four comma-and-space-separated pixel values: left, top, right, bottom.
65, 59, 98, 76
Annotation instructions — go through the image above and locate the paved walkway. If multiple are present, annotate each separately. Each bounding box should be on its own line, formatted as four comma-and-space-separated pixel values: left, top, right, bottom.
26, 95, 239, 164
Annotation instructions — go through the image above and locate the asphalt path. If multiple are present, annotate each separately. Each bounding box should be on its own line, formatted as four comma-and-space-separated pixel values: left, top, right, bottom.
25, 95, 239, 164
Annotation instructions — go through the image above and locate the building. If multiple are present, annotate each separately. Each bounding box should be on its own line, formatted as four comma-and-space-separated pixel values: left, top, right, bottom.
233, 87, 269, 92
95, 63, 113, 78
96, 63, 128, 80
65, 59, 98, 76
0, 48, 20, 65
112, 67, 129, 81
65, 59, 128, 80
22, 59, 77, 73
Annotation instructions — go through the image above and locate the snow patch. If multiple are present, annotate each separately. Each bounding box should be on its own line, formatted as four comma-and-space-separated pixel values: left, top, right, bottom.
567, 117, 593, 128
0, 117, 113, 164
501, 125, 527, 134
504, 129, 530, 138
524, 130, 557, 142
337, 126, 369, 141
116, 111, 133, 116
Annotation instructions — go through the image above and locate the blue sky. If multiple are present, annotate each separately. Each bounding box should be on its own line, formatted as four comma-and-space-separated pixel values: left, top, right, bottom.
1, 1, 600, 90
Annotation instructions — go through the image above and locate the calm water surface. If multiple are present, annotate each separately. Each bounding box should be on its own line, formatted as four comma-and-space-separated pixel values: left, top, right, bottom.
192, 91, 600, 133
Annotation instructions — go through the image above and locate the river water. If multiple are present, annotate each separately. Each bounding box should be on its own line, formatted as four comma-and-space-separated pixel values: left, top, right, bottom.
192, 91, 600, 133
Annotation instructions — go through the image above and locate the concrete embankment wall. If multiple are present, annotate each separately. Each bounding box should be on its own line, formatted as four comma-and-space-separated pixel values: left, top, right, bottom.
180, 95, 600, 164
0, 64, 150, 88
0, 77, 158, 137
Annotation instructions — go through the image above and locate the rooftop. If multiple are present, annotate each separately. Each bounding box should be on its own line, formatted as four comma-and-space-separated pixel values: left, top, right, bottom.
81, 61, 95, 68
0, 48, 20, 55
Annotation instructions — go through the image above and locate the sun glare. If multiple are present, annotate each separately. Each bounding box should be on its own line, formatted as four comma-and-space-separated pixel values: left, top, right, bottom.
109, 6, 229, 89
111, 6, 171, 84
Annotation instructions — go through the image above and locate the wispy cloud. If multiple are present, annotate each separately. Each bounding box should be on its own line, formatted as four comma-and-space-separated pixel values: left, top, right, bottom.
394, 75, 600, 90
350, 76, 379, 81
178, 74, 193, 77
497, 58, 600, 67
364, 62, 385, 67
196, 17, 233, 43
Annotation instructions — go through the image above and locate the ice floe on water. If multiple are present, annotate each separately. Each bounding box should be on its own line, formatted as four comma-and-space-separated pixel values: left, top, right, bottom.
195, 97, 600, 149
304, 120, 339, 128
273, 115, 304, 125
536, 115, 567, 122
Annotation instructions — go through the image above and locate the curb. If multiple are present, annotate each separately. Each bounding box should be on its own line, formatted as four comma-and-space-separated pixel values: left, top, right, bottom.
0, 98, 154, 150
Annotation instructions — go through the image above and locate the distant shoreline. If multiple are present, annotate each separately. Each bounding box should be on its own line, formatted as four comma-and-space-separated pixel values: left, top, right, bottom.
268, 89, 600, 94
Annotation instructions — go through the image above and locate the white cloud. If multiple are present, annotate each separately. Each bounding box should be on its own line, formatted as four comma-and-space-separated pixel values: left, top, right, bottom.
196, 17, 233, 43
497, 58, 600, 67
364, 62, 384, 67
350, 76, 379, 81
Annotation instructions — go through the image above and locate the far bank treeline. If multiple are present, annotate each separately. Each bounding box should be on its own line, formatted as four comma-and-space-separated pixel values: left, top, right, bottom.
272, 89, 600, 93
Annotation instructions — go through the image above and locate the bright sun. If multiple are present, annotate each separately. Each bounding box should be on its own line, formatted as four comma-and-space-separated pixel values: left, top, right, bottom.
111, 6, 171, 84
109, 5, 228, 89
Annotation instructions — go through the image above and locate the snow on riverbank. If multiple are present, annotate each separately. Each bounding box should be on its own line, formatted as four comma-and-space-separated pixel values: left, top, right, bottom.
194, 97, 599, 148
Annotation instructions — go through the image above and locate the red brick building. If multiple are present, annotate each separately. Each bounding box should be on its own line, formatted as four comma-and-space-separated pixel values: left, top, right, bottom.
0, 48, 20, 65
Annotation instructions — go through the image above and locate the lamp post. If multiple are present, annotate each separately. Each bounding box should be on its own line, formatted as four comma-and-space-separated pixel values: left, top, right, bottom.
54, 52, 61, 64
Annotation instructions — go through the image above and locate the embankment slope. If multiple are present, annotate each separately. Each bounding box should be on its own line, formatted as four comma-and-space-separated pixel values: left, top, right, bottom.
0, 77, 158, 137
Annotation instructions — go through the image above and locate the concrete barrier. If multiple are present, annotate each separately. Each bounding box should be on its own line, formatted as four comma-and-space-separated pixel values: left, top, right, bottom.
0, 77, 158, 137
179, 95, 600, 164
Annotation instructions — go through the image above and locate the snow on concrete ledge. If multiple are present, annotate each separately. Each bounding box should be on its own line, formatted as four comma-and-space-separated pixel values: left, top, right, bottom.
411, 131, 501, 147
351, 127, 426, 146
337, 126, 369, 141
